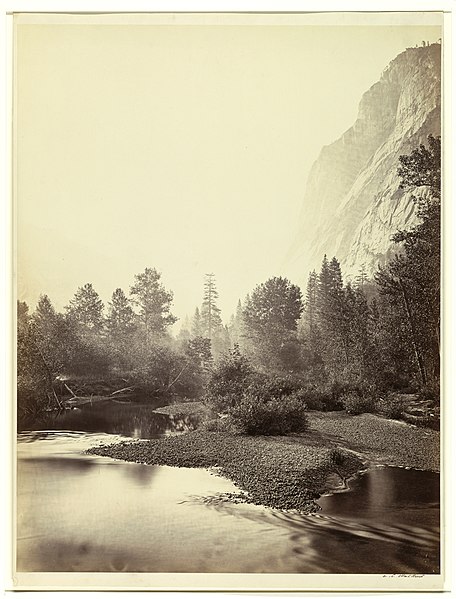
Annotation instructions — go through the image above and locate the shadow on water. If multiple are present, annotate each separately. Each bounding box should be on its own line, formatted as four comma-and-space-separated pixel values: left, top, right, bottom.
19, 400, 201, 439
197, 466, 439, 573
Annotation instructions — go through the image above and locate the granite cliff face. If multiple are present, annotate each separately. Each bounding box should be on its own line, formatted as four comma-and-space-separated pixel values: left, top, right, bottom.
287, 43, 441, 281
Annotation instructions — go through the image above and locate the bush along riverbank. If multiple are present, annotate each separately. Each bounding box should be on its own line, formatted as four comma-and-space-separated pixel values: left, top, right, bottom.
86, 410, 439, 513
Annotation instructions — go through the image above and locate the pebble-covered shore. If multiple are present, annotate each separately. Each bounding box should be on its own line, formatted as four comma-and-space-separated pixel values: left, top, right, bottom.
87, 410, 439, 512
309, 411, 440, 472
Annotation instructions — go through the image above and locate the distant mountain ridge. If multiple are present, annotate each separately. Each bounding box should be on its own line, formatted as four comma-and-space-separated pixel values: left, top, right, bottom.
287, 42, 441, 281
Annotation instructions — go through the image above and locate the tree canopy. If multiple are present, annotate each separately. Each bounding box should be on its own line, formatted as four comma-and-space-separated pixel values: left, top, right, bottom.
130, 267, 177, 340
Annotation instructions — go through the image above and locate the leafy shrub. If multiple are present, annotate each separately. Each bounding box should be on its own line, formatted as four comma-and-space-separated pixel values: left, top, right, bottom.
204, 346, 254, 412
228, 393, 308, 435
376, 393, 406, 419
203, 392, 240, 414
199, 416, 243, 434
204, 352, 310, 434
296, 384, 344, 412
245, 374, 305, 402
299, 391, 325, 411
341, 391, 375, 415
297, 385, 331, 411
417, 382, 440, 406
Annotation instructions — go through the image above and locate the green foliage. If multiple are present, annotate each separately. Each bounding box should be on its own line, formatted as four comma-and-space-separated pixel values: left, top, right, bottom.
204, 345, 254, 410
32, 295, 74, 377
299, 257, 380, 387
199, 416, 243, 434
204, 348, 309, 435
228, 393, 309, 436
242, 276, 304, 373
245, 373, 304, 402
417, 382, 440, 405
296, 137, 440, 401
128, 341, 184, 398
179, 337, 212, 398
298, 385, 344, 412
243, 277, 303, 338
106, 288, 136, 337
191, 307, 203, 338
200, 273, 222, 336
130, 267, 177, 340
398, 134, 441, 203
17, 301, 50, 417
376, 393, 406, 420
191, 274, 230, 359
186, 336, 212, 366
17, 136, 440, 425
228, 299, 244, 348
66, 283, 105, 331
340, 391, 375, 415
62, 284, 113, 376
106, 288, 137, 370
376, 135, 440, 388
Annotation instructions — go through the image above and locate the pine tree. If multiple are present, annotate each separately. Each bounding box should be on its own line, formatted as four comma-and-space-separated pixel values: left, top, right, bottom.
66, 283, 105, 331
314, 256, 348, 378
355, 265, 368, 290
106, 288, 136, 338
317, 255, 331, 310
300, 270, 318, 345
298, 270, 325, 383
191, 307, 203, 338
228, 299, 244, 347
32, 294, 71, 378
200, 273, 223, 341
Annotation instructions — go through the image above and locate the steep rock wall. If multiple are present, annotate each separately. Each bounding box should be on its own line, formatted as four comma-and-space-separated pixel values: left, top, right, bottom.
288, 43, 441, 281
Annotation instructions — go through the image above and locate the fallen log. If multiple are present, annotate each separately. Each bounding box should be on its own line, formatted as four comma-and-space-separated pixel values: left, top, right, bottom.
110, 387, 134, 396
62, 394, 134, 407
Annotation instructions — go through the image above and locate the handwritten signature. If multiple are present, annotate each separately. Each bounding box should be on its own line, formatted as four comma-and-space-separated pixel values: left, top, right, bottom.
382, 574, 425, 578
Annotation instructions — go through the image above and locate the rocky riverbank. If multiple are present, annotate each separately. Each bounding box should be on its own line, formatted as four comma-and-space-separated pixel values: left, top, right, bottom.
87, 410, 439, 512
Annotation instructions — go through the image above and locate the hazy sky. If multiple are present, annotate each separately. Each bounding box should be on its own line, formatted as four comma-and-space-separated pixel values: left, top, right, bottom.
15, 14, 441, 328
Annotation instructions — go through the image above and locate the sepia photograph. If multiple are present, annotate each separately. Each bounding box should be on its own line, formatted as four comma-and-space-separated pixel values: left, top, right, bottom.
11, 9, 447, 591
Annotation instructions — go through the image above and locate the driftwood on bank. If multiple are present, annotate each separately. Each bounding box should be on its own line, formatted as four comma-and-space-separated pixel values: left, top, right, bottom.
56, 381, 136, 407
110, 387, 134, 396
61, 385, 136, 407
62, 395, 125, 407
64, 383, 78, 398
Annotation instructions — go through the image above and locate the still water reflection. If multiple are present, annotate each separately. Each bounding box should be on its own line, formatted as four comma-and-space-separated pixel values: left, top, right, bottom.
19, 400, 201, 438
17, 404, 440, 574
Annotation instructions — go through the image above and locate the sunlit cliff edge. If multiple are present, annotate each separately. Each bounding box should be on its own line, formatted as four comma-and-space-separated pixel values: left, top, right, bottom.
286, 42, 441, 282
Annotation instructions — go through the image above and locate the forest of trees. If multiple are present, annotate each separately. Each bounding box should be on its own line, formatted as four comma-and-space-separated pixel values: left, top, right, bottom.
17, 136, 440, 425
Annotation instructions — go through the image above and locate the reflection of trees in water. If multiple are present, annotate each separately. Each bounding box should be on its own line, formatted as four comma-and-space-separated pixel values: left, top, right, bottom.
168, 414, 202, 433
121, 462, 158, 486
19, 401, 201, 439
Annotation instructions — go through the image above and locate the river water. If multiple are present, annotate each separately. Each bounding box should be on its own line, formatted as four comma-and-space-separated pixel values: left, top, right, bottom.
17, 402, 440, 574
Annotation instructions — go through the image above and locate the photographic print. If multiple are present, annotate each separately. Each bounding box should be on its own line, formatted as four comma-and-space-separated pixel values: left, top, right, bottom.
12, 10, 445, 591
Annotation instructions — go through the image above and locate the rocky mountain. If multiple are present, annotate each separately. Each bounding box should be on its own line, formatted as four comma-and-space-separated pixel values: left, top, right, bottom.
286, 42, 441, 282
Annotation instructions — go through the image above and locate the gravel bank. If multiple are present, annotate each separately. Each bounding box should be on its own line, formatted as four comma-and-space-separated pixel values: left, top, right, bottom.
308, 411, 439, 472
153, 401, 208, 417
87, 411, 439, 512
88, 431, 363, 511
